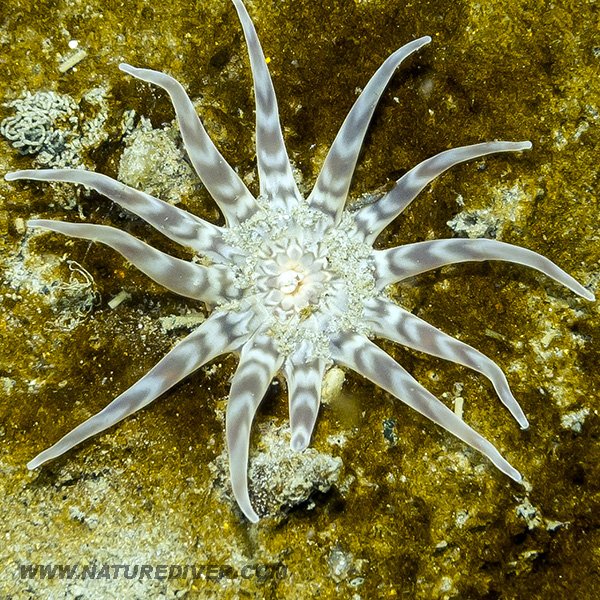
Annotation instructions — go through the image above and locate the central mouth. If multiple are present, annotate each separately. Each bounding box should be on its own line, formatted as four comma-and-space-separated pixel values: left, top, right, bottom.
277, 268, 305, 295
255, 240, 331, 316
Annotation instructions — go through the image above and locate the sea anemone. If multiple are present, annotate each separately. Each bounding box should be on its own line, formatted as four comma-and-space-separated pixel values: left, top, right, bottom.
6, 0, 593, 522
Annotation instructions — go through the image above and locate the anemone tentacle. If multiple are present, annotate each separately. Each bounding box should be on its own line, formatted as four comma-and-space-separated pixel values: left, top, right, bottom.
354, 141, 532, 241
232, 0, 301, 211
363, 297, 528, 427
28, 219, 240, 302
331, 331, 523, 482
6, 169, 235, 262
27, 309, 254, 470
226, 331, 283, 523
308, 36, 431, 223
372, 237, 595, 300
284, 356, 326, 452
119, 64, 259, 226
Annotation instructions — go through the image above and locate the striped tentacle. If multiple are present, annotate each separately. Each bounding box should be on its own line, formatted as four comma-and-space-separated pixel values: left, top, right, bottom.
28, 309, 254, 470
6, 169, 236, 263
119, 64, 259, 225
29, 219, 240, 303
372, 238, 595, 300
226, 331, 283, 523
364, 297, 528, 427
331, 331, 522, 482
284, 356, 326, 451
232, 0, 301, 211
308, 36, 431, 223
354, 141, 532, 243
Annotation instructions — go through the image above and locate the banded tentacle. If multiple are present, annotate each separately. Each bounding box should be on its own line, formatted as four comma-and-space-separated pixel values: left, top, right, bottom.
119, 64, 259, 226
364, 297, 528, 427
354, 141, 532, 242
28, 219, 240, 302
284, 356, 326, 452
226, 331, 283, 523
372, 238, 594, 300
308, 36, 431, 224
5, 169, 236, 263
28, 309, 254, 470
232, 0, 301, 210
331, 331, 522, 482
